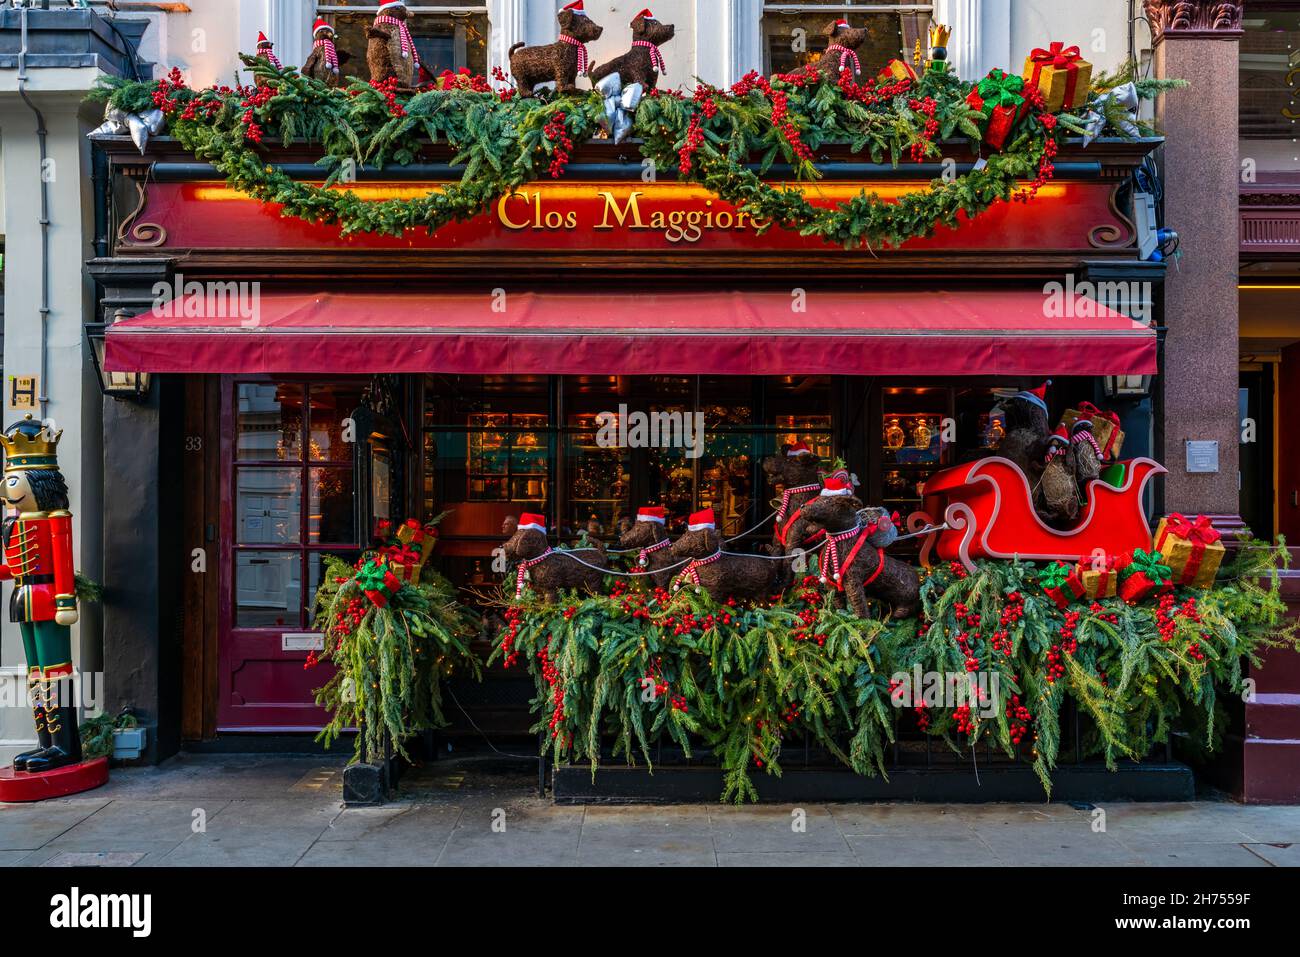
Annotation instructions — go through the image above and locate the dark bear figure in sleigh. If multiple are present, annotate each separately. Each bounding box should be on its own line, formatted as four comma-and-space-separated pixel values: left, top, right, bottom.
502, 513, 608, 603
798, 482, 921, 621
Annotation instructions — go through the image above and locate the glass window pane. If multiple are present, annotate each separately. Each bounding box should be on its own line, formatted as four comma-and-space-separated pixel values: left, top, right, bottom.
1239, 9, 1300, 150
309, 383, 366, 462
762, 3, 931, 76
236, 468, 302, 544
307, 550, 363, 622
310, 467, 357, 545
235, 551, 302, 629
237, 383, 303, 461
568, 412, 631, 535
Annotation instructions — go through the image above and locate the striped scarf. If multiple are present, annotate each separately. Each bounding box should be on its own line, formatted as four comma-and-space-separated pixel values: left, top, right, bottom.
559, 33, 590, 76
259, 47, 281, 70
375, 14, 421, 70
632, 39, 667, 74
313, 36, 339, 72
824, 43, 861, 75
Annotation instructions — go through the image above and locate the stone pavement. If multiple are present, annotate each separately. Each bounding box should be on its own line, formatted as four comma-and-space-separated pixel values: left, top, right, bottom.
0, 754, 1296, 867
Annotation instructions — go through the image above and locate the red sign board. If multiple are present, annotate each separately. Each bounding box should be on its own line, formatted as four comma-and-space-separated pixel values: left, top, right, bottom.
122, 180, 1130, 255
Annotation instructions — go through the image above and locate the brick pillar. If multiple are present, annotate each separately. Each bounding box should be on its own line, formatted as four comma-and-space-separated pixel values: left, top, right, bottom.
1144, 1, 1244, 528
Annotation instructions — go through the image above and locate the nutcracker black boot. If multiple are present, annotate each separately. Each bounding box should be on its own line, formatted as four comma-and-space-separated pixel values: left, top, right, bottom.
12, 679, 51, 771
24, 679, 81, 773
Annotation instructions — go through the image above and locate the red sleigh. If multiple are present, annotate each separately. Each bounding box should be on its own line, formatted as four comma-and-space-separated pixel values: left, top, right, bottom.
920, 457, 1165, 571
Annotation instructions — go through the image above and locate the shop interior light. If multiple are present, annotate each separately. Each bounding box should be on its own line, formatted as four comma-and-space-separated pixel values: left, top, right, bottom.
1102, 374, 1152, 399
85, 312, 151, 400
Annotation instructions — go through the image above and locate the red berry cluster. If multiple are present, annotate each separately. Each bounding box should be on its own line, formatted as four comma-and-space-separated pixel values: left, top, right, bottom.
693, 85, 720, 120
1088, 601, 1120, 625
1156, 592, 1209, 661
152, 67, 188, 114
954, 703, 975, 736
1015, 92, 1059, 203
1006, 692, 1032, 745
334, 594, 367, 639
368, 76, 406, 117
769, 88, 814, 163
1045, 610, 1081, 682
907, 96, 939, 162
678, 113, 705, 175
914, 705, 931, 731
953, 602, 982, 673
949, 561, 969, 580
500, 605, 523, 669
990, 591, 1024, 658
239, 84, 274, 143
544, 111, 574, 178
539, 643, 566, 739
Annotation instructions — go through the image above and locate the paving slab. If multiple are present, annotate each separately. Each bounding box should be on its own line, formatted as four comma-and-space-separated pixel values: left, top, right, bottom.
708, 805, 851, 854
969, 824, 1146, 866
846, 832, 998, 866
41, 799, 230, 850
1121, 842, 1274, 867
0, 799, 111, 851
317, 804, 460, 844
718, 851, 859, 867
1091, 802, 1257, 844
1244, 842, 1298, 867
830, 803, 975, 837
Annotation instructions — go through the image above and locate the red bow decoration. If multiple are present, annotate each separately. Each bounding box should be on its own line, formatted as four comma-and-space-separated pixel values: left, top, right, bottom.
1029, 42, 1083, 68
1163, 513, 1222, 547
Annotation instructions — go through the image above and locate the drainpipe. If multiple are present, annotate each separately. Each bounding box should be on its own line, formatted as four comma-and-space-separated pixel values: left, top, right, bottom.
16, 5, 51, 421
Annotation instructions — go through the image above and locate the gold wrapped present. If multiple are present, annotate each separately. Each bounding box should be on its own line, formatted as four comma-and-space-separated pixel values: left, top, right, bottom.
1078, 564, 1118, 600
1023, 42, 1093, 112
1061, 403, 1124, 461
878, 59, 919, 84
1155, 515, 1226, 589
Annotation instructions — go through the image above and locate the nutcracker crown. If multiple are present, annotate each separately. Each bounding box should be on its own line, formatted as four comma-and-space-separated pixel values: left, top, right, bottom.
1, 414, 62, 472
929, 23, 952, 49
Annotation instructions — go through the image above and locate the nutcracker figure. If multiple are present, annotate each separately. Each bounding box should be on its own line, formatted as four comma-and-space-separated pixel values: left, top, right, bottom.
0, 414, 81, 773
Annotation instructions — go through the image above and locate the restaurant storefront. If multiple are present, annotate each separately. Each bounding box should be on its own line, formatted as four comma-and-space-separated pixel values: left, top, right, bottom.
87, 134, 1165, 761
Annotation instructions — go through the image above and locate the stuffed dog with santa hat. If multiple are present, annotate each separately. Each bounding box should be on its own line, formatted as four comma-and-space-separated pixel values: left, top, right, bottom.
509, 0, 605, 96
589, 8, 675, 91
813, 18, 869, 80
368, 0, 421, 88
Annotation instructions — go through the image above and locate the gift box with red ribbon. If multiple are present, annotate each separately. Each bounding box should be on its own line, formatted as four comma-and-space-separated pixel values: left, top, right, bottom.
1155, 514, 1225, 589
1076, 555, 1119, 599
1023, 42, 1093, 112
965, 69, 1030, 150
1061, 402, 1124, 462
878, 58, 919, 84
1041, 561, 1086, 609
1118, 548, 1172, 603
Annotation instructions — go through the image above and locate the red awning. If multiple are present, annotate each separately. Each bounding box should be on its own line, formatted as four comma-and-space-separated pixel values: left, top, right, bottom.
105, 288, 1157, 377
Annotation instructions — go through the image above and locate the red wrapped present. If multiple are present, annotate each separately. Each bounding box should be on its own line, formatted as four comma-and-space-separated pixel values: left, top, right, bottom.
1061, 402, 1124, 461
1155, 514, 1225, 589
1117, 549, 1172, 603
1041, 561, 1085, 609
965, 69, 1029, 150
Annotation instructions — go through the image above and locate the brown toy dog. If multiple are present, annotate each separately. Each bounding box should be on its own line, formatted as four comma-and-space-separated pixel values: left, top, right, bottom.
761, 444, 825, 555
502, 513, 608, 604
589, 8, 675, 91
617, 507, 676, 591
509, 0, 605, 96
813, 18, 869, 79
304, 18, 347, 87
368, 0, 419, 88
799, 492, 921, 621
669, 510, 779, 604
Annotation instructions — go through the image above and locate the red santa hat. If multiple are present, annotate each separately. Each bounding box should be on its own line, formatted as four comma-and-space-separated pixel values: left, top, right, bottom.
636, 506, 667, 525
821, 475, 854, 497
787, 442, 813, 458
687, 509, 716, 532
1017, 380, 1052, 414
518, 513, 547, 533
256, 31, 272, 47
313, 18, 332, 37
633, 8, 656, 22
563, 0, 588, 15
834, 19, 851, 30
378, 0, 408, 10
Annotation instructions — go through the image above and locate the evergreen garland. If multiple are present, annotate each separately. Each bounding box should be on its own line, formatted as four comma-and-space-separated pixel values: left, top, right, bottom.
85, 54, 1149, 249
492, 540, 1297, 803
